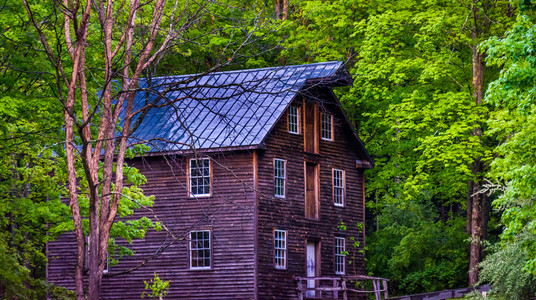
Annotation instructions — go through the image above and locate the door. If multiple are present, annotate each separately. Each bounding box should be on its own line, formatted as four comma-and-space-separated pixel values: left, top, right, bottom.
304, 103, 319, 153
305, 162, 319, 220
306, 242, 317, 298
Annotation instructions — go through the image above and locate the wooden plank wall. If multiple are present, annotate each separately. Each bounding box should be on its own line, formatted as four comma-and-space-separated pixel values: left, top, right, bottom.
256, 87, 367, 299
47, 151, 257, 299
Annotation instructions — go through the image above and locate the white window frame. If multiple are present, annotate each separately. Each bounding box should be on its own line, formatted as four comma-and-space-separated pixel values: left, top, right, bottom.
87, 236, 109, 273
274, 158, 286, 198
274, 230, 287, 270
288, 106, 300, 134
103, 255, 110, 274
189, 158, 211, 197
335, 237, 345, 275
189, 230, 212, 270
321, 112, 333, 141
333, 169, 345, 207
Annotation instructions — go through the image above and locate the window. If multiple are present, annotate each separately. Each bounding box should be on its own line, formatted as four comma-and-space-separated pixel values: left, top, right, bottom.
321, 112, 333, 141
333, 169, 345, 207
274, 230, 287, 269
189, 158, 211, 197
103, 255, 110, 274
190, 231, 211, 269
274, 159, 286, 198
335, 237, 345, 275
87, 236, 109, 273
85, 236, 90, 269
288, 106, 300, 134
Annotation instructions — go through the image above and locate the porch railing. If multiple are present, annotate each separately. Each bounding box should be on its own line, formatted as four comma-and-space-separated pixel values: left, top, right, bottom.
295, 275, 389, 300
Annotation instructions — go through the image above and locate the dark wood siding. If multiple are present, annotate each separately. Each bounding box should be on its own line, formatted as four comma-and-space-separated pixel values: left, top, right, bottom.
256, 88, 367, 299
48, 151, 257, 299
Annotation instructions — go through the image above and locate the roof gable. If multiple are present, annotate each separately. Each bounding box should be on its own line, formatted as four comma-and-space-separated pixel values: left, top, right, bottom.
129, 61, 352, 153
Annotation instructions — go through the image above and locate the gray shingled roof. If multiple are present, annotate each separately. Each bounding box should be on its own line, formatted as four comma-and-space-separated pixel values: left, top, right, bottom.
129, 61, 352, 152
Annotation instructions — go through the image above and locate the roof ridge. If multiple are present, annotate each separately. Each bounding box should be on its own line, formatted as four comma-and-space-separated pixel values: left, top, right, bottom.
145, 61, 343, 81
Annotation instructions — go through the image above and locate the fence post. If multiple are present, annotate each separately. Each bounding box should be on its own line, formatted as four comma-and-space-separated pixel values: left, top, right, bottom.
342, 280, 347, 300
382, 280, 389, 299
298, 279, 303, 300
333, 279, 338, 299
373, 279, 381, 300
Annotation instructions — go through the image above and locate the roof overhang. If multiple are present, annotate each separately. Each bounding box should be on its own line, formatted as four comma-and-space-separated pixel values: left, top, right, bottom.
304, 64, 353, 87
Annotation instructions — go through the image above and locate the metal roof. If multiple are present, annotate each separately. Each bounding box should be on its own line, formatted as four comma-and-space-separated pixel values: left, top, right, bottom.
128, 61, 352, 153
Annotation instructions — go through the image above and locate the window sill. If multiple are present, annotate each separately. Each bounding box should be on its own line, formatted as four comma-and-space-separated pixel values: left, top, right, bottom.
189, 267, 213, 271
190, 194, 211, 198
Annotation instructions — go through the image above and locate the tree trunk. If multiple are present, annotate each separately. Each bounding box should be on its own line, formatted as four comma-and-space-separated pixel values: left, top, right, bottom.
274, 0, 289, 20
468, 38, 487, 286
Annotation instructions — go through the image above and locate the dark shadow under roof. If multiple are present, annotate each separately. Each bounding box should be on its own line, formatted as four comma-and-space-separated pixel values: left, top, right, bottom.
128, 61, 352, 153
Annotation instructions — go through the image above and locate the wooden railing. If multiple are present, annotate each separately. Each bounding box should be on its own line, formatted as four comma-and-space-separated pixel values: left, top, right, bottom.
295, 275, 389, 300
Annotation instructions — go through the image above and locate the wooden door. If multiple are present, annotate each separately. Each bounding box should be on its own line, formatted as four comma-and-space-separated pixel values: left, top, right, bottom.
306, 242, 317, 298
304, 103, 318, 153
305, 162, 319, 219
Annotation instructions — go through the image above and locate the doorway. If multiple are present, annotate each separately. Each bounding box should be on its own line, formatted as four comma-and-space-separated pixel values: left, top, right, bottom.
306, 241, 319, 298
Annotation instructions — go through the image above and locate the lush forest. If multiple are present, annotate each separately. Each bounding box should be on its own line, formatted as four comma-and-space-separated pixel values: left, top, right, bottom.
1, 0, 536, 299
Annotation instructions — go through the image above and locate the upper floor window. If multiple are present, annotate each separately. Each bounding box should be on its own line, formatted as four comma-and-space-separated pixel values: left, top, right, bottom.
333, 169, 345, 207
274, 158, 286, 198
321, 112, 333, 141
288, 106, 300, 134
335, 237, 345, 275
189, 158, 211, 197
274, 230, 287, 269
190, 230, 211, 269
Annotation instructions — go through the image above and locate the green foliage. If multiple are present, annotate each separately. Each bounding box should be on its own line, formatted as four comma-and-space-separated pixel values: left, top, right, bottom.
337, 222, 364, 269
142, 273, 170, 299
367, 201, 469, 294
0, 0, 162, 294
152, 1, 281, 74
483, 14, 536, 112
269, 0, 517, 294
479, 233, 536, 300
337, 222, 347, 231
345, 1, 511, 292
0, 7, 73, 292
481, 10, 536, 283
74, 160, 160, 260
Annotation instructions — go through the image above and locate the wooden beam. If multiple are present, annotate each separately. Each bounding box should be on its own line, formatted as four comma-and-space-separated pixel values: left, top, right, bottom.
356, 159, 373, 169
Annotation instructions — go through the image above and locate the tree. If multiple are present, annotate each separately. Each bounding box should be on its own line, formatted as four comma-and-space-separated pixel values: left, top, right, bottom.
478, 8, 536, 296
367, 202, 468, 294
18, 0, 276, 298
0, 94, 72, 298
273, 0, 517, 287
21, 0, 177, 297
0, 4, 74, 296
344, 0, 513, 286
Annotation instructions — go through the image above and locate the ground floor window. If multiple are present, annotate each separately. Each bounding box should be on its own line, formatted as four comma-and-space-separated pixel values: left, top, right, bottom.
335, 237, 345, 275
275, 230, 287, 269
190, 230, 211, 269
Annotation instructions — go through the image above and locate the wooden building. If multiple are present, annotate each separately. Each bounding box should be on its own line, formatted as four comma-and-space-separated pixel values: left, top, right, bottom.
47, 61, 373, 299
